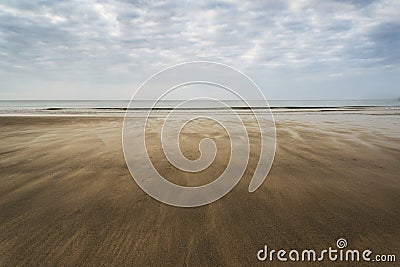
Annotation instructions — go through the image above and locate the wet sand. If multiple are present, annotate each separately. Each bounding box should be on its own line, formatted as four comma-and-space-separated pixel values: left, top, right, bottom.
0, 114, 399, 266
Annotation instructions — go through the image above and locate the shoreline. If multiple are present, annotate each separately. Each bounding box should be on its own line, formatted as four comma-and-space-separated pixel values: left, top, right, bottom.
0, 106, 398, 118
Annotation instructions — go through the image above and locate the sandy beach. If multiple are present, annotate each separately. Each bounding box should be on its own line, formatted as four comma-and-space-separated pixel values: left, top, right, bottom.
0, 111, 399, 266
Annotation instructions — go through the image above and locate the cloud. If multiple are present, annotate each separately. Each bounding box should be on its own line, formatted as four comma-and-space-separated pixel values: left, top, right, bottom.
0, 0, 399, 99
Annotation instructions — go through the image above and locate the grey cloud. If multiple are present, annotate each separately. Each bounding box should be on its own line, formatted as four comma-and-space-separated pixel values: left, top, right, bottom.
367, 22, 400, 64
333, 0, 378, 8
0, 0, 399, 99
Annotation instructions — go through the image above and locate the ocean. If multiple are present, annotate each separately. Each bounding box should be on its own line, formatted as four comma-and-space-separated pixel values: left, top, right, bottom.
0, 99, 399, 110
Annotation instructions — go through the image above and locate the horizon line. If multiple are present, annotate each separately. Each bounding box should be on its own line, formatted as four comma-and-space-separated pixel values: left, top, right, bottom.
0, 98, 399, 101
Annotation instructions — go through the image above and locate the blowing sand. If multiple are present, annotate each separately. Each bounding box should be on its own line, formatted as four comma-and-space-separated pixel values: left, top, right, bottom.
0, 113, 399, 266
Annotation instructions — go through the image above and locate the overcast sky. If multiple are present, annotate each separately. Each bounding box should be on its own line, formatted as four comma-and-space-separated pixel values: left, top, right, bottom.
0, 0, 399, 100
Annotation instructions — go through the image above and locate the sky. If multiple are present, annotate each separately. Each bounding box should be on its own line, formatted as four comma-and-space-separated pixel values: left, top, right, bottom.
0, 0, 399, 100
